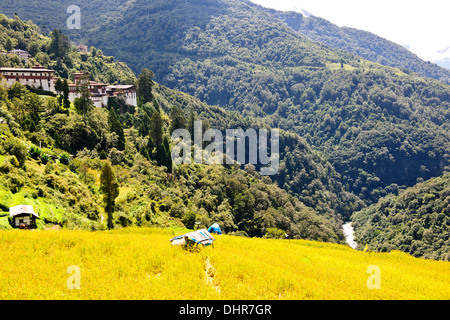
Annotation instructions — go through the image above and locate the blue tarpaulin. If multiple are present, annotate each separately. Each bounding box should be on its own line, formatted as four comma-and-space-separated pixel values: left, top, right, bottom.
208, 223, 222, 235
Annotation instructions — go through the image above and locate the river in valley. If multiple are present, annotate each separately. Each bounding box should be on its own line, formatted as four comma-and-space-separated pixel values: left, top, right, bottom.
342, 222, 358, 249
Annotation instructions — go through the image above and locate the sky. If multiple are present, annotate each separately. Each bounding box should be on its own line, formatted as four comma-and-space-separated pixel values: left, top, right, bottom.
249, 0, 450, 69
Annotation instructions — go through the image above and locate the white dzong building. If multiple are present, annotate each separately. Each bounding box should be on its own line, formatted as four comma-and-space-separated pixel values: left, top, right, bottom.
0, 68, 137, 108
0, 65, 55, 92
69, 71, 137, 108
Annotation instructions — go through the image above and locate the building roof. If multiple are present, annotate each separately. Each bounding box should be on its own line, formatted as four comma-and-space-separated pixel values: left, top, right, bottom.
9, 205, 39, 218
106, 85, 136, 90
9, 49, 30, 54
69, 81, 108, 87
90, 81, 108, 87
170, 229, 216, 247
0, 67, 55, 73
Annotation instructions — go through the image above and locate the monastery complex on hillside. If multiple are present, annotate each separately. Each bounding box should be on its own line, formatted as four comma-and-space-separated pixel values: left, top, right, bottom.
0, 65, 137, 108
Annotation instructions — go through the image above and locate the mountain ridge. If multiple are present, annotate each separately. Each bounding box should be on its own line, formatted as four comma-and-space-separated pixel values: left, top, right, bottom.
261, 6, 450, 84
1, 0, 449, 84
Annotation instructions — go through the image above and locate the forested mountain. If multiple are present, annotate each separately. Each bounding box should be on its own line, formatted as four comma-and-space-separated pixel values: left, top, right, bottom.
0, 0, 128, 39
264, 8, 450, 85
352, 172, 450, 260
72, 0, 449, 204
153, 82, 365, 221
0, 4, 449, 260
0, 15, 350, 243
3, 0, 449, 84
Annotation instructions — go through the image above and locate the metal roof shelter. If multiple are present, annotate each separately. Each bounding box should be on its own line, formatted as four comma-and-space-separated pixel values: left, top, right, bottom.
170, 229, 216, 247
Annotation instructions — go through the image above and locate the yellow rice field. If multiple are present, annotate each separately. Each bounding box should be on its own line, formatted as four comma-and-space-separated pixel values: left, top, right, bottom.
0, 228, 448, 300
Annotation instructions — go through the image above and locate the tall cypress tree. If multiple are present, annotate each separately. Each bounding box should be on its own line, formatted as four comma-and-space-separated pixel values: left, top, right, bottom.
74, 74, 93, 126
169, 105, 186, 134
150, 111, 163, 165
162, 135, 172, 173
55, 77, 63, 108
186, 107, 196, 139
146, 136, 155, 161
100, 160, 119, 230
62, 79, 70, 111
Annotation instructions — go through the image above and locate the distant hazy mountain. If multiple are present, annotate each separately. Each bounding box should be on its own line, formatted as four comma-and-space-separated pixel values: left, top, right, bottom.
262, 7, 450, 84
435, 58, 450, 70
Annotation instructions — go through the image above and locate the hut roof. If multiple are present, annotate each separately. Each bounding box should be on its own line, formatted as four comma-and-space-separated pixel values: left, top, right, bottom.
9, 205, 39, 218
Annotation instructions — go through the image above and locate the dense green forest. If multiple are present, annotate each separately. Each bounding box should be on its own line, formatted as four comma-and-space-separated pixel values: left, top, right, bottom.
3, 0, 449, 84
2, 3, 448, 205
0, 15, 347, 243
153, 82, 365, 222
352, 172, 450, 260
0, 14, 363, 224
0, 76, 345, 242
73, 0, 450, 205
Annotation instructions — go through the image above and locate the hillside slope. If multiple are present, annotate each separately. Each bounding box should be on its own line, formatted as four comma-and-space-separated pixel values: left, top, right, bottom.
0, 13, 364, 222
0, 15, 353, 242
0, 84, 346, 242
153, 82, 365, 221
3, 0, 449, 84
87, 0, 450, 204
0, 7, 449, 261
0, 14, 135, 83
352, 172, 450, 260
1, 1, 449, 205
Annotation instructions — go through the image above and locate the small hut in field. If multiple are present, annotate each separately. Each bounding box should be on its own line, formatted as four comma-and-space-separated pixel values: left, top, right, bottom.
9, 205, 39, 229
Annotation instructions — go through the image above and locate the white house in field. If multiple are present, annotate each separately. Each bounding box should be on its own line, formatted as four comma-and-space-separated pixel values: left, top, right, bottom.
9, 205, 39, 229
0, 65, 55, 92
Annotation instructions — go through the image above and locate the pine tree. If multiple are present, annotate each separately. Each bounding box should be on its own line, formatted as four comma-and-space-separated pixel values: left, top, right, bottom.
186, 107, 196, 138
100, 160, 119, 230
162, 135, 172, 173
150, 111, 163, 165
5, 37, 13, 51
74, 74, 93, 125
169, 105, 186, 134
146, 136, 155, 161
139, 113, 151, 136
55, 77, 63, 108
137, 68, 154, 104
62, 79, 70, 110
49, 28, 70, 60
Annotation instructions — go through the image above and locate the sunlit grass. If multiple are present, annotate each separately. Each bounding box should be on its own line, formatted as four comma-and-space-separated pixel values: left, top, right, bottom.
0, 228, 448, 299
